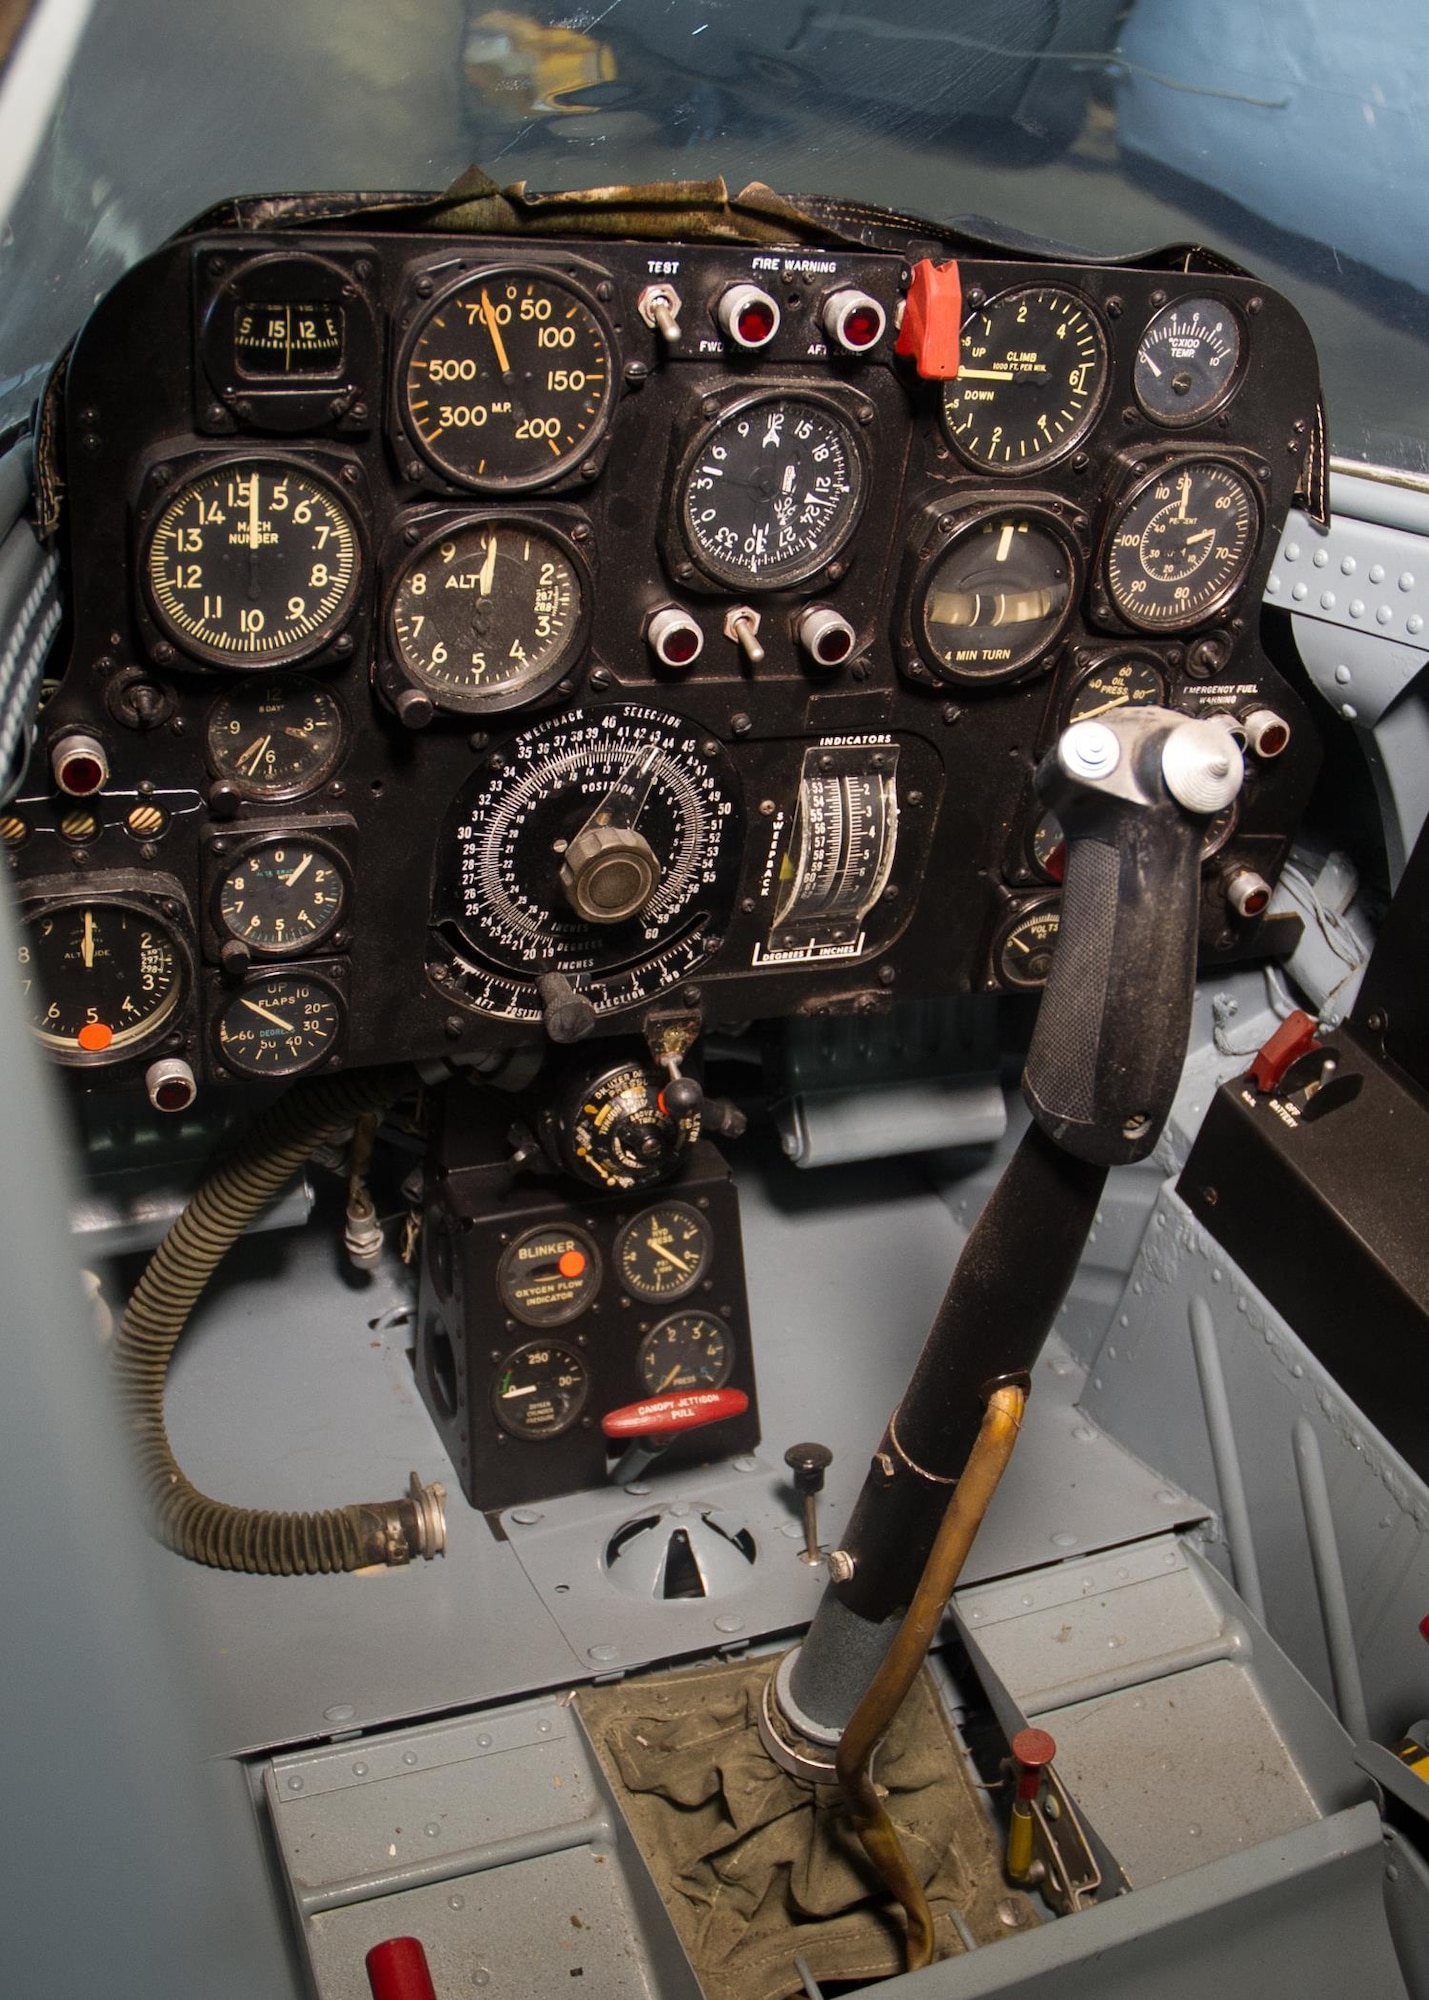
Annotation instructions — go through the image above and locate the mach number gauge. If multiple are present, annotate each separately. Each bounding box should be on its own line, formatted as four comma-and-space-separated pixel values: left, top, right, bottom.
941, 287, 1107, 472
1105, 459, 1259, 631
401, 267, 613, 490
144, 461, 360, 668
433, 706, 743, 1022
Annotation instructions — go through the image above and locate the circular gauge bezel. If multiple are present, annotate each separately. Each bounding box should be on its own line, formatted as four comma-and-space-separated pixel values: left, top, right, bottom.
385, 513, 593, 716
1103, 456, 1261, 634
490, 1338, 590, 1440
213, 969, 345, 1078
1133, 295, 1246, 430
615, 1201, 713, 1303
211, 832, 350, 960
204, 676, 348, 801
940, 284, 1110, 475
912, 504, 1083, 685
397, 263, 617, 494
141, 454, 364, 671
673, 388, 868, 592
496, 1224, 602, 1328
996, 901, 1061, 990
637, 1310, 734, 1394
1065, 652, 1167, 726
18, 893, 191, 1066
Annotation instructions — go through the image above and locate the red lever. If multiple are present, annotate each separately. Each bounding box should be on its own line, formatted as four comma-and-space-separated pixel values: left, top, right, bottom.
895, 259, 963, 379
366, 1937, 438, 2000
1249, 1009, 1319, 1094
1010, 1726, 1057, 1802
602, 1388, 748, 1440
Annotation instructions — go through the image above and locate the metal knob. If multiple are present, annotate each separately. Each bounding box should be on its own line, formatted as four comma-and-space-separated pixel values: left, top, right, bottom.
559, 824, 661, 923
784, 1441, 833, 1563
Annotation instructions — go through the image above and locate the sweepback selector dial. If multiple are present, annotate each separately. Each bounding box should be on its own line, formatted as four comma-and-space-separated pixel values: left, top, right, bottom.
560, 823, 661, 923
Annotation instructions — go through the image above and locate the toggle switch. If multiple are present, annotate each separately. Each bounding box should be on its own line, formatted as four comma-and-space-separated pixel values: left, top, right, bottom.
638, 283, 683, 345
724, 605, 764, 664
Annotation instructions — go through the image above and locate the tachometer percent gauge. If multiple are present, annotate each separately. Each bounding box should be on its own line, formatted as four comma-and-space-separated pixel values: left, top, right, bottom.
432, 706, 743, 1021
1104, 459, 1258, 631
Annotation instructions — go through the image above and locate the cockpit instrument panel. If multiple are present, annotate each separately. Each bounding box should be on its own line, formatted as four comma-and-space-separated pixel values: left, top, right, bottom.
14, 213, 1324, 1089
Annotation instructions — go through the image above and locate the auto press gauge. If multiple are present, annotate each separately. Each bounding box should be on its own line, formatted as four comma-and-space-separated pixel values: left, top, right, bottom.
388, 517, 589, 715
205, 677, 345, 799
941, 286, 1107, 472
214, 971, 344, 1076
17, 898, 186, 1062
399, 265, 614, 490
616, 1201, 713, 1302
676, 392, 865, 591
1104, 458, 1259, 631
637, 1312, 732, 1394
143, 460, 361, 668
497, 1225, 601, 1326
213, 836, 348, 957
1134, 298, 1244, 427
914, 510, 1080, 684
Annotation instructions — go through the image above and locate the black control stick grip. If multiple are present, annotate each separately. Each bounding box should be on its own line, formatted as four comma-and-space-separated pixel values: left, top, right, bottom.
1023, 709, 1243, 1167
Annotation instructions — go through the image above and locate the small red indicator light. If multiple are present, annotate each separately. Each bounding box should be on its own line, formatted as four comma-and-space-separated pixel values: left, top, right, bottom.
155, 1077, 194, 1111
842, 304, 882, 348
664, 624, 700, 664
815, 625, 853, 664
737, 299, 775, 344
558, 1249, 586, 1279
60, 754, 104, 794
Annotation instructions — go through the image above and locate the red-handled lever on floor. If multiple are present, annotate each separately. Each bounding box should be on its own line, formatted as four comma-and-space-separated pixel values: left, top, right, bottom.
603, 1388, 749, 1485
366, 1936, 438, 2000
1006, 1727, 1057, 1882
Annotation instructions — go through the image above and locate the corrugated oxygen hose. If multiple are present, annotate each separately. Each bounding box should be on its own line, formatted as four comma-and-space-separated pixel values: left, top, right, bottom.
113, 1065, 447, 1576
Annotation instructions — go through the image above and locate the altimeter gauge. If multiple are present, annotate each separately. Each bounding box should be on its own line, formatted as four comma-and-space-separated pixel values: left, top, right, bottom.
389, 518, 588, 713
144, 460, 360, 668
18, 899, 184, 1061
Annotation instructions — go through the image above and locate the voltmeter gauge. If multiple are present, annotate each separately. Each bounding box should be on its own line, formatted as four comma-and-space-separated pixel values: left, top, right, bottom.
19, 900, 184, 1061
637, 1312, 732, 1394
400, 267, 613, 490
389, 519, 587, 713
491, 1340, 589, 1439
215, 972, 343, 1076
677, 393, 864, 590
1104, 459, 1258, 631
915, 511, 1079, 683
497, 1225, 601, 1327
205, 677, 345, 799
1134, 298, 1243, 426
214, 838, 347, 956
1067, 655, 1165, 723
616, 1202, 712, 1302
997, 904, 1060, 989
144, 461, 360, 668
941, 287, 1107, 472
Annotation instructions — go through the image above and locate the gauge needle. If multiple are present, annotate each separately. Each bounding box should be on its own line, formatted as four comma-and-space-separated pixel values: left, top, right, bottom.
955, 368, 1015, 380
1072, 694, 1130, 721
1178, 473, 1191, 521
650, 1240, 694, 1275
501, 1383, 537, 1399
238, 734, 272, 775
283, 852, 313, 888
241, 998, 295, 1031
81, 910, 95, 968
478, 532, 499, 596
1185, 528, 1215, 544
658, 1365, 683, 1392
480, 289, 512, 374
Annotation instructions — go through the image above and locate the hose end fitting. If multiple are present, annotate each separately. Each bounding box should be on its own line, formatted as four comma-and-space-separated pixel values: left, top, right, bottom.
353, 1472, 447, 1566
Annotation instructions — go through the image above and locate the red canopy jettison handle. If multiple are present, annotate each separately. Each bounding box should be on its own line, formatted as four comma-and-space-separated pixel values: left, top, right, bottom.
602, 1388, 748, 1441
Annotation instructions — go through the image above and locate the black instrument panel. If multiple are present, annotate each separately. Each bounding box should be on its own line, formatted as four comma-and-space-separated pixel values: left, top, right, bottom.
12, 218, 1323, 1088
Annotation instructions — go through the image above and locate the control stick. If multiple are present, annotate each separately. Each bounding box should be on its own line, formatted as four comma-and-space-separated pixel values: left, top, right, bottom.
776, 707, 1245, 1734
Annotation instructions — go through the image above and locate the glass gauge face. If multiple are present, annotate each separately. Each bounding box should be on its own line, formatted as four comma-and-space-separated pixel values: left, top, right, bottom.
215, 973, 342, 1076
1105, 459, 1258, 631
637, 1311, 732, 1395
234, 301, 344, 378
19, 902, 182, 1058
215, 839, 347, 956
616, 1202, 712, 1302
491, 1339, 589, 1439
679, 395, 864, 589
1029, 810, 1067, 883
1135, 298, 1243, 426
941, 287, 1107, 472
998, 905, 1060, 989
1067, 655, 1165, 723
205, 676, 345, 798
402, 268, 613, 490
145, 462, 360, 667
391, 521, 584, 712
917, 513, 1078, 682
497, 1226, 601, 1327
